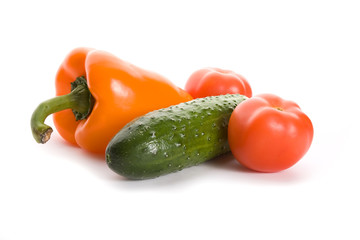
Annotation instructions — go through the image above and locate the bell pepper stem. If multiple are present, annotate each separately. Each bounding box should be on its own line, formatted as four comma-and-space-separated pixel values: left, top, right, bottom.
31, 78, 94, 144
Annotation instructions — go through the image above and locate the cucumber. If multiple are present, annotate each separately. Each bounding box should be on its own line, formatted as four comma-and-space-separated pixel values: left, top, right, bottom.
106, 94, 247, 179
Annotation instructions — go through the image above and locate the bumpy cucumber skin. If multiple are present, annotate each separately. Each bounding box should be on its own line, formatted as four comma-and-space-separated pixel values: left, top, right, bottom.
106, 94, 247, 180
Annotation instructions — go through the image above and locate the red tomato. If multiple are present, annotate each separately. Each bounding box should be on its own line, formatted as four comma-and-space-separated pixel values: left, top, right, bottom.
185, 67, 252, 98
228, 94, 313, 172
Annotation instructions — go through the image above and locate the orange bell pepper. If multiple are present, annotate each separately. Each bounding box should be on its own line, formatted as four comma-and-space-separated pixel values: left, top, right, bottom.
31, 48, 192, 154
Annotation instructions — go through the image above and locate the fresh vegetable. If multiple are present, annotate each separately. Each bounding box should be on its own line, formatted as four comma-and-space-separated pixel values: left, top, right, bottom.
185, 67, 252, 99
31, 48, 192, 153
228, 94, 313, 172
106, 94, 248, 179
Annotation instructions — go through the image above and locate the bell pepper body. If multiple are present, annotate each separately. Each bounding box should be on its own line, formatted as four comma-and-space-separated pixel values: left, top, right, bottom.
53, 48, 192, 153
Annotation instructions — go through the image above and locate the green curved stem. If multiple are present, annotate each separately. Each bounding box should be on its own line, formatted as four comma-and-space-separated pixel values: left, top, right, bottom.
31, 77, 94, 144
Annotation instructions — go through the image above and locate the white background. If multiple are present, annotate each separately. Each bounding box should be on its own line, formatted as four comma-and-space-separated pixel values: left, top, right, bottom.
1, 0, 359, 239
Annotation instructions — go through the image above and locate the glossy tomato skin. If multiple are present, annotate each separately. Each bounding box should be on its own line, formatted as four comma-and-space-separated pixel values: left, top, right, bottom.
228, 94, 313, 172
185, 67, 252, 99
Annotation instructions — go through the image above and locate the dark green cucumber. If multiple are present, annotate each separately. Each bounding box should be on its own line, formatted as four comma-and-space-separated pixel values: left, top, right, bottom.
106, 94, 247, 180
